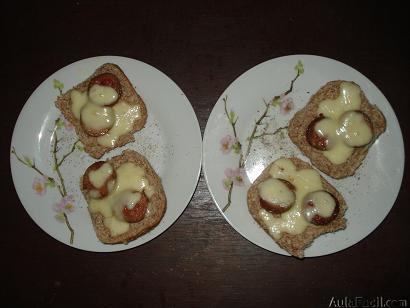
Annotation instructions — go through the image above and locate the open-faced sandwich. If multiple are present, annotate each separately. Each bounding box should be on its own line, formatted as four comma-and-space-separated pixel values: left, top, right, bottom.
247, 157, 346, 258
288, 81, 386, 179
56, 63, 148, 159
81, 149, 166, 244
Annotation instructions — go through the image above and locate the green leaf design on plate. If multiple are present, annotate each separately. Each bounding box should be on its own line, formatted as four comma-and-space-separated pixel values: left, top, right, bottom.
55, 118, 64, 130
45, 178, 56, 188
271, 97, 281, 107
23, 156, 33, 166
229, 110, 237, 124
232, 141, 241, 154
55, 212, 65, 222
75, 143, 84, 152
223, 178, 233, 190
295, 60, 304, 75
53, 79, 64, 91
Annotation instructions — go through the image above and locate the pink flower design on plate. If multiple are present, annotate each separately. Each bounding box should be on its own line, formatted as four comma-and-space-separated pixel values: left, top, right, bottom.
32, 177, 47, 196
280, 97, 294, 115
53, 195, 75, 221
220, 135, 235, 154
223, 167, 246, 190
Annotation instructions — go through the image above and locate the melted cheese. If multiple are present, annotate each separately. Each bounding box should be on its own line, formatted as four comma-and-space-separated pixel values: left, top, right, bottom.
103, 217, 129, 236
258, 178, 295, 206
89, 189, 101, 199
112, 191, 142, 221
314, 82, 372, 164
70, 90, 88, 119
97, 101, 141, 147
144, 185, 155, 199
146, 202, 154, 216
124, 192, 142, 209
115, 162, 146, 192
314, 118, 339, 149
80, 103, 114, 131
259, 158, 323, 239
303, 191, 336, 222
339, 111, 373, 147
322, 140, 354, 164
89, 163, 113, 188
318, 82, 361, 119
70, 89, 140, 143
88, 162, 155, 236
88, 84, 118, 106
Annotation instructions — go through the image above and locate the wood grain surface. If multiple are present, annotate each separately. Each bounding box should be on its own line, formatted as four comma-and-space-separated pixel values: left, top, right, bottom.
3, 1, 409, 307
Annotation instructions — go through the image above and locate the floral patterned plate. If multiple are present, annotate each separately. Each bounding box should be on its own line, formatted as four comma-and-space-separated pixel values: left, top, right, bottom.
10, 56, 202, 252
203, 55, 404, 257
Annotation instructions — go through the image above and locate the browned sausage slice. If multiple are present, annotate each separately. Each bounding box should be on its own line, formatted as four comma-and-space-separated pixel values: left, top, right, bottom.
122, 193, 148, 223
302, 190, 340, 225
82, 161, 117, 199
259, 179, 296, 214
306, 115, 329, 151
88, 73, 122, 104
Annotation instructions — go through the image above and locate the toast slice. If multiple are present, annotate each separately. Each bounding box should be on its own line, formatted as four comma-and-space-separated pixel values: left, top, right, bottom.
81, 149, 166, 244
56, 63, 148, 159
288, 80, 386, 179
247, 157, 346, 258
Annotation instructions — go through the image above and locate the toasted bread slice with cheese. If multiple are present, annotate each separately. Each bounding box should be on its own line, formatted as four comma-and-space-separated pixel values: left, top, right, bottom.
288, 80, 386, 179
56, 63, 147, 159
81, 149, 166, 244
247, 157, 346, 258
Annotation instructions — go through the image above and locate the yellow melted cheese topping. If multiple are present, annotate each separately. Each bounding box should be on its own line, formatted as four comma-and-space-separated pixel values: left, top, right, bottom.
88, 84, 118, 106
314, 82, 372, 164
318, 82, 362, 118
70, 90, 88, 119
80, 103, 115, 132
89, 163, 114, 188
258, 158, 322, 239
88, 162, 155, 236
339, 111, 373, 147
97, 101, 141, 147
70, 88, 141, 147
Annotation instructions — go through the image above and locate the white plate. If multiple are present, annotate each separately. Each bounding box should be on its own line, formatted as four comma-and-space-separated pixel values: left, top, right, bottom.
203, 55, 404, 257
10, 56, 202, 252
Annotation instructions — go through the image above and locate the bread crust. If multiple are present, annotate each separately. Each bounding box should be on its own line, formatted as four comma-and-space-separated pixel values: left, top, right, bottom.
82, 150, 166, 244
288, 80, 386, 179
55, 63, 148, 159
247, 157, 347, 258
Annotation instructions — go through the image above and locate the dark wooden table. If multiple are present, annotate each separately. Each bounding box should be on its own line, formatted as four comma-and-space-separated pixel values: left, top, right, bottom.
3, 2, 409, 307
